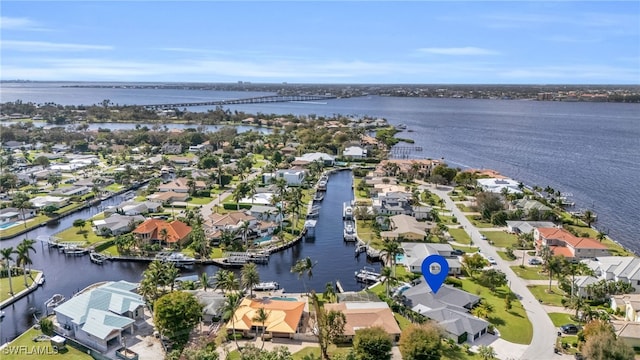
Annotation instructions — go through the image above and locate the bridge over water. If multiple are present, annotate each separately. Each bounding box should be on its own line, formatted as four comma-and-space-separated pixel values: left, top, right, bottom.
143, 94, 336, 109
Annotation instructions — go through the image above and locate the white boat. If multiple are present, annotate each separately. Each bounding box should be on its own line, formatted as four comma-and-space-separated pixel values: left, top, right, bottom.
317, 180, 327, 191
355, 267, 381, 284
252, 282, 280, 291
343, 205, 353, 219
396, 124, 407, 130
344, 221, 356, 241
313, 192, 325, 202
162, 253, 196, 267
45, 294, 66, 312
89, 252, 108, 264
64, 247, 88, 256
37, 275, 45, 285
0, 310, 5, 318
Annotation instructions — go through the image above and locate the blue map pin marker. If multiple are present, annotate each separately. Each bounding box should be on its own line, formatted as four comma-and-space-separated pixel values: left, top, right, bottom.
421, 254, 449, 294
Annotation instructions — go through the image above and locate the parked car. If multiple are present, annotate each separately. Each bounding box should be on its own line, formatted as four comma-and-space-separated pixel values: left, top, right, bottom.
480, 234, 487, 240
487, 256, 497, 265
560, 324, 579, 334
528, 258, 543, 265
451, 249, 464, 256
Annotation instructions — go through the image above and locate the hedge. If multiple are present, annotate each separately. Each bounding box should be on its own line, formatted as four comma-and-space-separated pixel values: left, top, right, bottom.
223, 203, 252, 210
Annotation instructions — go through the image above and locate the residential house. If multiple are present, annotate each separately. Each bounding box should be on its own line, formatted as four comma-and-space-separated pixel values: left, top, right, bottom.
577, 257, 640, 297
51, 186, 91, 197
51, 144, 70, 153
506, 221, 556, 234
161, 143, 182, 155
476, 178, 522, 194
53, 281, 145, 353
610, 294, 640, 321
249, 205, 283, 223
240, 192, 274, 206
325, 299, 401, 342
511, 199, 552, 214
374, 159, 441, 178
147, 191, 189, 204
132, 219, 192, 245
104, 201, 162, 217
2, 141, 32, 151
380, 214, 434, 241
373, 192, 413, 216
616, 322, 640, 348
401, 281, 488, 343
188, 141, 212, 153
187, 290, 226, 323
263, 169, 306, 186
31, 195, 69, 209
293, 152, 335, 166
342, 146, 367, 159
93, 214, 146, 236
535, 227, 609, 259
228, 298, 306, 339
0, 207, 36, 224
158, 177, 207, 193
400, 242, 462, 275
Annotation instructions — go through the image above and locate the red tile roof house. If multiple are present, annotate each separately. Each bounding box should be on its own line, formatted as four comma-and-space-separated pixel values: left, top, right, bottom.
132, 219, 192, 246
534, 227, 610, 259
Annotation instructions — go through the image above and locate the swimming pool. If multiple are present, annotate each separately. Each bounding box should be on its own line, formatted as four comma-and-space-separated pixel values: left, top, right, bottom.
396, 254, 405, 262
0, 222, 16, 229
270, 297, 298, 302
254, 235, 273, 244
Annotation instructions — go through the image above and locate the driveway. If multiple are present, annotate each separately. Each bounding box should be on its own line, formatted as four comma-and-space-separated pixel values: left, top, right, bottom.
429, 184, 557, 360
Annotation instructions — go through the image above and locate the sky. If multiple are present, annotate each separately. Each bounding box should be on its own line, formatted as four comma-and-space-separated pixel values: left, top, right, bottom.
1, 1, 639, 84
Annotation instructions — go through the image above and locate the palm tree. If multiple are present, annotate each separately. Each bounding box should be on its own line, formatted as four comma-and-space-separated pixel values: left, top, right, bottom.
286, 187, 304, 234
12, 192, 33, 229
1, 247, 16, 295
583, 210, 596, 228
323, 282, 336, 303
253, 307, 269, 349
159, 228, 169, 245
380, 266, 396, 298
380, 240, 403, 277
596, 231, 607, 242
200, 273, 210, 291
16, 239, 36, 286
291, 257, 316, 293
239, 221, 251, 248
241, 262, 260, 298
164, 263, 180, 292
478, 345, 497, 360
222, 292, 242, 350
214, 269, 240, 294
545, 255, 564, 292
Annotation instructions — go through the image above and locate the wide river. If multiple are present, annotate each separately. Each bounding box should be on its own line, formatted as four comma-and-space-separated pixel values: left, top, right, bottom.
0, 83, 638, 341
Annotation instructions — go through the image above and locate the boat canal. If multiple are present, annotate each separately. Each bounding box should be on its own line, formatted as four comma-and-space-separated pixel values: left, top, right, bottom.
0, 169, 380, 343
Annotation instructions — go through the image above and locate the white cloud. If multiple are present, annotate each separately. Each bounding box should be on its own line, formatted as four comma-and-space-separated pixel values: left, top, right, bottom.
2, 40, 113, 52
418, 47, 500, 56
0, 16, 48, 31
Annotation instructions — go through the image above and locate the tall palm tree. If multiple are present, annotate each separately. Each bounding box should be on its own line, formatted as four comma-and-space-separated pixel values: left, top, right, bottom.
583, 210, 596, 228
200, 272, 210, 292
16, 239, 36, 286
545, 255, 564, 292
214, 269, 240, 294
323, 282, 335, 303
253, 307, 269, 349
380, 240, 403, 277
222, 292, 242, 350
380, 266, 396, 298
12, 192, 33, 229
159, 228, 169, 245
164, 263, 180, 292
291, 257, 316, 293
286, 188, 304, 234
239, 221, 251, 248
1, 247, 16, 295
241, 262, 260, 298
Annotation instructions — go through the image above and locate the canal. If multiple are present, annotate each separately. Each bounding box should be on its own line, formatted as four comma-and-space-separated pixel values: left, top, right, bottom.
0, 169, 380, 343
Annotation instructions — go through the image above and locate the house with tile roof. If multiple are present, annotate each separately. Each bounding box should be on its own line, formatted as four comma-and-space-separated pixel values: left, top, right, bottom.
132, 219, 192, 245
534, 227, 609, 259
147, 191, 189, 204
158, 177, 207, 193
53, 281, 145, 353
228, 298, 306, 339
325, 300, 401, 341
379, 214, 434, 241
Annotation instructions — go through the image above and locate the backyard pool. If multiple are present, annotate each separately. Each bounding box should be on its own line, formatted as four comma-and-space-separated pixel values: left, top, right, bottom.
270, 297, 299, 302
396, 254, 405, 262
0, 222, 17, 229
254, 235, 273, 245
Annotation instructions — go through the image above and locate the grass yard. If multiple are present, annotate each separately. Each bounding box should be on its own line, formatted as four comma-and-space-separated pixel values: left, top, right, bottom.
481, 231, 518, 248
527, 285, 566, 306
104, 183, 124, 192
439, 215, 458, 225
292, 345, 352, 360
452, 245, 480, 253
188, 196, 214, 205
0, 214, 49, 238
54, 225, 105, 246
510, 266, 547, 280
0, 271, 39, 302
459, 278, 533, 344
497, 251, 516, 261
2, 326, 92, 360
548, 312, 579, 327
394, 312, 412, 330
456, 204, 475, 212
557, 335, 580, 355
356, 220, 383, 249
448, 228, 471, 244
465, 216, 494, 228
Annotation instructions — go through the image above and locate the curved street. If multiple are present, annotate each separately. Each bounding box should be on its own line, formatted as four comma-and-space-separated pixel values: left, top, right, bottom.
429, 185, 557, 360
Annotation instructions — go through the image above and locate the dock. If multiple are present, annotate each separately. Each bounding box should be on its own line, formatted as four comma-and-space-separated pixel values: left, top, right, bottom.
355, 267, 381, 284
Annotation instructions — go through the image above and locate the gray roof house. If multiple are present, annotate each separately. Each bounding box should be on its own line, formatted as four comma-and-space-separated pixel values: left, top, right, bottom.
104, 201, 162, 217
506, 221, 557, 234
53, 281, 145, 353
576, 257, 640, 297
93, 214, 146, 236
400, 242, 462, 275
402, 281, 487, 343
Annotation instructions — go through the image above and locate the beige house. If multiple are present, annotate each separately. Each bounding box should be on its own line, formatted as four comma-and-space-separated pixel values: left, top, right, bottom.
324, 301, 401, 342
380, 214, 433, 241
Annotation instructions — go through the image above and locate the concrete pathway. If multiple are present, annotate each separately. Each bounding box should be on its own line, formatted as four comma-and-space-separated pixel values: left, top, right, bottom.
428, 184, 557, 360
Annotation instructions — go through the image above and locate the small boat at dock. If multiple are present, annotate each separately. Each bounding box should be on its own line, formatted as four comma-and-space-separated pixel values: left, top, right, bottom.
355, 267, 381, 284
252, 281, 280, 292
63, 247, 88, 256
344, 220, 356, 241
89, 252, 109, 264
162, 252, 196, 267
313, 192, 325, 202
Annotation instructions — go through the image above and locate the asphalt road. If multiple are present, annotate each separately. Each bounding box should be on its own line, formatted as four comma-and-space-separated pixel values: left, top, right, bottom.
430, 185, 557, 360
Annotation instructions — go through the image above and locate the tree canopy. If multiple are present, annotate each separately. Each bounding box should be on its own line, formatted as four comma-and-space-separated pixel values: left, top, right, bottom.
154, 291, 203, 347
398, 322, 444, 360
353, 326, 393, 360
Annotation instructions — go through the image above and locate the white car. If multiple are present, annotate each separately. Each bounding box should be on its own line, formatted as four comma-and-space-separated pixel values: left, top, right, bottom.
487, 256, 497, 265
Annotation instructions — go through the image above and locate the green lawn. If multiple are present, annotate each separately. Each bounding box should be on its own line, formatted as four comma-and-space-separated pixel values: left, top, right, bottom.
527, 285, 566, 306
356, 220, 383, 249
465, 216, 494, 228
510, 266, 547, 280
497, 251, 516, 261
456, 204, 474, 212
548, 312, 579, 327
54, 225, 106, 247
451, 245, 480, 253
2, 326, 92, 360
0, 214, 50, 238
459, 278, 533, 344
0, 271, 39, 302
188, 196, 214, 205
394, 312, 412, 330
558, 335, 580, 354
292, 345, 352, 360
104, 183, 124, 192
481, 231, 518, 248
439, 215, 458, 225
448, 228, 471, 244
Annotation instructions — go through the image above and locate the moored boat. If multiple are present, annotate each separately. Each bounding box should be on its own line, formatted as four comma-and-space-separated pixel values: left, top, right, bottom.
252, 281, 280, 291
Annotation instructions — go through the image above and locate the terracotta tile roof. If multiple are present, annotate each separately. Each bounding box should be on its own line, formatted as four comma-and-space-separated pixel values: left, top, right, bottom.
325, 302, 401, 337
538, 228, 607, 250
209, 211, 255, 227
230, 298, 305, 334
132, 219, 192, 243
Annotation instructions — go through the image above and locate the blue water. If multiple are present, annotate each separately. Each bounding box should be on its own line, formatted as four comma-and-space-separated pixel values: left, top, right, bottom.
254, 235, 273, 245
396, 254, 405, 262
0, 222, 16, 229
270, 297, 298, 302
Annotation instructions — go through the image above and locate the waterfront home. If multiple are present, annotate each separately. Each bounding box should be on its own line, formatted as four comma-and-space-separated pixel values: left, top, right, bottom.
53, 281, 145, 353
342, 146, 367, 159
293, 152, 335, 166
2, 140, 33, 151
534, 227, 609, 259
476, 178, 522, 194
380, 214, 433, 241
263, 169, 306, 186
400, 242, 462, 275
249, 205, 283, 223
401, 281, 487, 343
30, 195, 69, 209
161, 143, 182, 154
51, 185, 91, 197
372, 191, 413, 216
506, 220, 556, 234
239, 192, 274, 206
374, 159, 441, 178
52, 143, 70, 153
187, 290, 226, 323
147, 191, 189, 204
510, 198, 552, 214
0, 207, 36, 224
158, 177, 207, 193
578, 257, 640, 296
104, 200, 162, 216
227, 298, 306, 339
93, 214, 146, 236
132, 219, 192, 245
206, 211, 257, 232
324, 298, 401, 342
